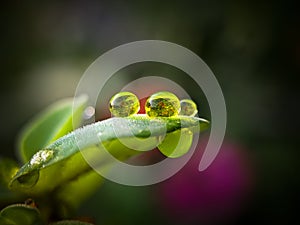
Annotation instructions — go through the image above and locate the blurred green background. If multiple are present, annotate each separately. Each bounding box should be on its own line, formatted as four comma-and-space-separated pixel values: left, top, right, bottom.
0, 0, 299, 224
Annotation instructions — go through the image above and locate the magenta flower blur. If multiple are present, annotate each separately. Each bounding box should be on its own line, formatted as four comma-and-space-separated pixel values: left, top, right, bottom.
156, 137, 255, 224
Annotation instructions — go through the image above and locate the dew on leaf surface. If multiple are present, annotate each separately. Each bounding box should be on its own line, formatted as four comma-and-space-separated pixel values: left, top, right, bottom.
29, 150, 54, 167
145, 91, 180, 117
109, 92, 140, 117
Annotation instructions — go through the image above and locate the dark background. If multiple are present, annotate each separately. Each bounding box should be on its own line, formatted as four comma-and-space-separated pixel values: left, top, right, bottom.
0, 1, 299, 224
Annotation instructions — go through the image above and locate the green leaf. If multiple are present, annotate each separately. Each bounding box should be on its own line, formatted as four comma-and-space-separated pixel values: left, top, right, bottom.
0, 185, 24, 207
50, 220, 93, 225
18, 95, 88, 163
54, 169, 103, 217
0, 158, 19, 187
0, 204, 43, 225
0, 158, 24, 204
10, 115, 209, 195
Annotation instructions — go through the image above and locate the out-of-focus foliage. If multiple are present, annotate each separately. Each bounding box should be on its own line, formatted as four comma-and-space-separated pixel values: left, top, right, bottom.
0, 204, 43, 225
18, 95, 88, 163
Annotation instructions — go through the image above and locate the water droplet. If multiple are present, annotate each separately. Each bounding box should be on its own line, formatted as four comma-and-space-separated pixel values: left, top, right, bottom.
16, 169, 39, 188
30, 150, 54, 167
109, 92, 140, 117
158, 128, 193, 158
179, 99, 198, 117
145, 91, 180, 117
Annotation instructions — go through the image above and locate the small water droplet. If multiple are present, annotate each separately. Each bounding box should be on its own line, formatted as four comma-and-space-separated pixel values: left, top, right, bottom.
97, 131, 104, 140
16, 169, 39, 188
30, 150, 54, 167
179, 99, 198, 117
109, 92, 140, 117
145, 91, 180, 117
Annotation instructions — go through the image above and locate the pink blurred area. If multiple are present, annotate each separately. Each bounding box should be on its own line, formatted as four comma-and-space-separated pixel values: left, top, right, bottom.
156, 137, 255, 224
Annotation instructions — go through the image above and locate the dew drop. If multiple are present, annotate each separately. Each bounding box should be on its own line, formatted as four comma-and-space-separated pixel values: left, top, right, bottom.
158, 128, 193, 158
179, 99, 198, 117
109, 92, 140, 117
30, 150, 54, 167
145, 91, 180, 117
16, 169, 39, 188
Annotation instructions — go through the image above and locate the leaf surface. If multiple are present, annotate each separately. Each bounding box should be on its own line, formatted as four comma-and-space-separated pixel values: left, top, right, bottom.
10, 115, 209, 195
18, 95, 88, 163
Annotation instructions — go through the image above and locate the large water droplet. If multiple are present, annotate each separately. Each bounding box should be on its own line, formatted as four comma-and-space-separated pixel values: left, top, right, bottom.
179, 99, 198, 117
158, 128, 193, 158
109, 92, 140, 117
145, 91, 180, 117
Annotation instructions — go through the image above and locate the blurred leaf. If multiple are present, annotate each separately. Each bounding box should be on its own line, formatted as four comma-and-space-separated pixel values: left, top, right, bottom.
18, 95, 88, 163
55, 169, 103, 217
50, 220, 93, 225
0, 185, 23, 208
9, 116, 209, 196
0, 158, 19, 187
0, 204, 43, 225
0, 158, 24, 204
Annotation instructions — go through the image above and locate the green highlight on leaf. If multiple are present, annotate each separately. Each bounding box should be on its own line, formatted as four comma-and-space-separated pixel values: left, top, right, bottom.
0, 204, 43, 225
9, 115, 209, 196
18, 95, 88, 163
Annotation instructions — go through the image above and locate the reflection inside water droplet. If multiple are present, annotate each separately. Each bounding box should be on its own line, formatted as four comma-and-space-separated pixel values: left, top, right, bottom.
145, 91, 181, 117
